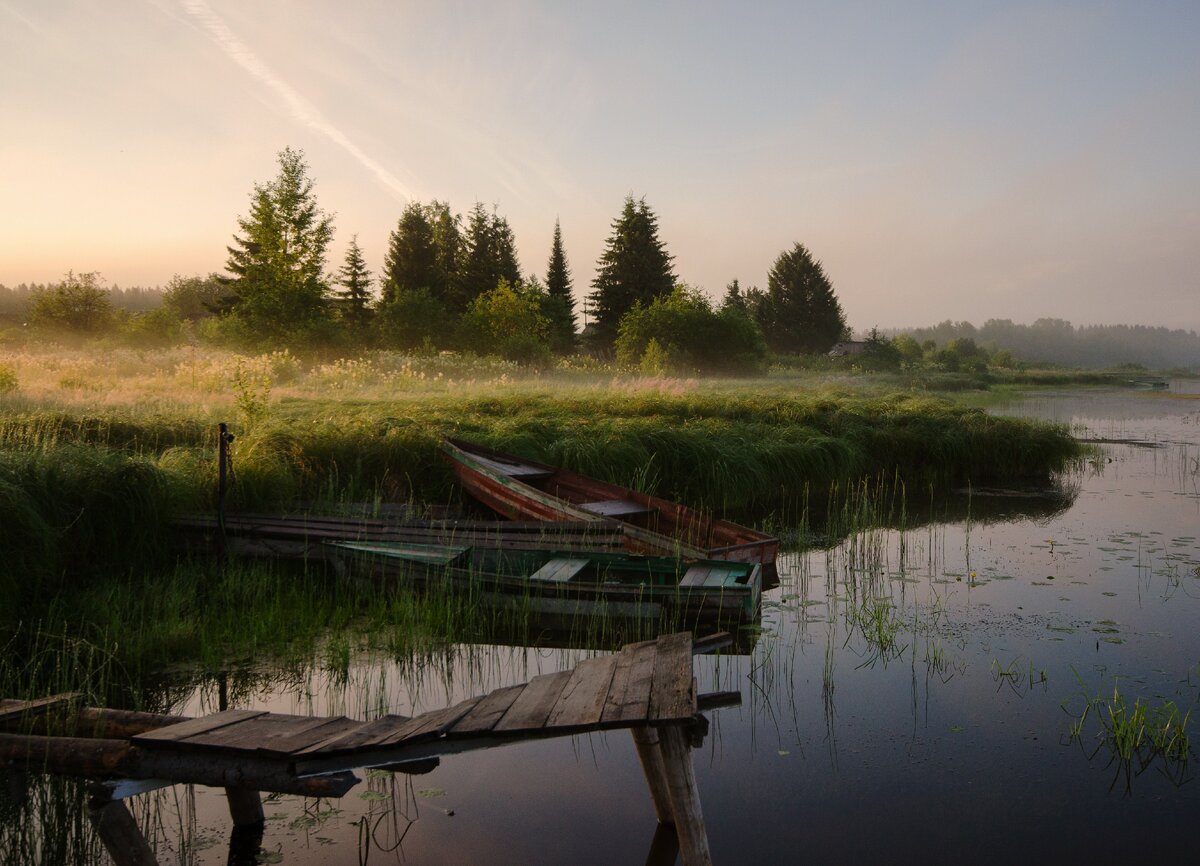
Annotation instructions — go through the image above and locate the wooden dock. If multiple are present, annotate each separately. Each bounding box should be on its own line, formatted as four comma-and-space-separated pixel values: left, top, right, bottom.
171, 512, 626, 562
1, 632, 737, 866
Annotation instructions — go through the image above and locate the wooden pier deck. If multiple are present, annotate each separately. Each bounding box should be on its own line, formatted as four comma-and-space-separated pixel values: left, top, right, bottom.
1, 632, 737, 866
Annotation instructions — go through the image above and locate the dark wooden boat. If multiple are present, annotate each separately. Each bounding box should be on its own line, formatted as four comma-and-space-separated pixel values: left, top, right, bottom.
170, 512, 625, 563
330, 540, 762, 625
442, 438, 779, 565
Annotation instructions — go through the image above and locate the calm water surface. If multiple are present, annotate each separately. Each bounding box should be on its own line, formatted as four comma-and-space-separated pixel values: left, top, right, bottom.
154, 384, 1200, 864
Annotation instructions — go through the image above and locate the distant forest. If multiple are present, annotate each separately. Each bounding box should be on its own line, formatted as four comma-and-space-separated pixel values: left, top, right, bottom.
0, 283, 163, 316
893, 319, 1200, 371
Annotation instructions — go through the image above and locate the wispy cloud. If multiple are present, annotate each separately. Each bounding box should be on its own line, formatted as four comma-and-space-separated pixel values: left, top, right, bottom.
179, 0, 415, 201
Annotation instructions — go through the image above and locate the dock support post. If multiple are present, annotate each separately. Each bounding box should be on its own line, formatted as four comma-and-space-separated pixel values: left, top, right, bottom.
657, 724, 712, 866
630, 725, 672, 824
87, 788, 159, 866
224, 787, 265, 827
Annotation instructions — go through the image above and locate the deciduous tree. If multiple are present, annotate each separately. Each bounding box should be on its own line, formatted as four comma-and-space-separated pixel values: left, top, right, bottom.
28, 271, 114, 334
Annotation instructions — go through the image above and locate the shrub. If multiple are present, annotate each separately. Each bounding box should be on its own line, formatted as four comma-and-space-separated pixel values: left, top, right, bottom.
615, 285, 768, 375
0, 364, 16, 394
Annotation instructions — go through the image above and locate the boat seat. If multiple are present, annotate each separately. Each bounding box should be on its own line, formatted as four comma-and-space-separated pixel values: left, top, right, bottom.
530, 557, 591, 582
579, 498, 656, 519
472, 454, 553, 481
680, 564, 745, 587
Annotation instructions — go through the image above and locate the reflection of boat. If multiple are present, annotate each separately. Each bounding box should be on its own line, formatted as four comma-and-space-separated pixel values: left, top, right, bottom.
442, 438, 779, 565
331, 540, 763, 626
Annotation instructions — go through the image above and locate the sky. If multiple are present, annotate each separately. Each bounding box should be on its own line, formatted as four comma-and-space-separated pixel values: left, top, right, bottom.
2, 0, 1198, 333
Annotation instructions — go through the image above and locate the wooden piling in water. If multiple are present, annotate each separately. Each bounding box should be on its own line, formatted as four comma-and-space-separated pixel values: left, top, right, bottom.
658, 724, 712, 866
631, 725, 673, 824
87, 788, 159, 866
224, 786, 265, 827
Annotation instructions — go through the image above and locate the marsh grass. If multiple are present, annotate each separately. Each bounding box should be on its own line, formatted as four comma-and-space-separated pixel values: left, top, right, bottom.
1065, 677, 1194, 789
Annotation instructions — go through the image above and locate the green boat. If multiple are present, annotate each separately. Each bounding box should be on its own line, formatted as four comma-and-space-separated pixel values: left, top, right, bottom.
329, 540, 762, 626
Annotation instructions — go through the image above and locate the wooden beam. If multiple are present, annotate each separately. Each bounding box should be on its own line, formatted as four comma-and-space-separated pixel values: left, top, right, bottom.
691, 632, 733, 655
657, 724, 712, 866
0, 733, 358, 798
630, 726, 672, 824
87, 791, 159, 866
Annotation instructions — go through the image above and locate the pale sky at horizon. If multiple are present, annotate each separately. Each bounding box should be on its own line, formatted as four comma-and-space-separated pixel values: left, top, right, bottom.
2, 0, 1197, 333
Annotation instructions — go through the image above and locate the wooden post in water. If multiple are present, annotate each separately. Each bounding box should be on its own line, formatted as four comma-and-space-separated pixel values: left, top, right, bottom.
224, 787, 265, 827
631, 726, 672, 824
216, 422, 233, 563
657, 724, 712, 866
87, 788, 159, 866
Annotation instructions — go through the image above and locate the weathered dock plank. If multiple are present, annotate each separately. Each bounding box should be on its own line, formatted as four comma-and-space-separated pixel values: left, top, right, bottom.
132, 710, 266, 746
602, 640, 659, 724
545, 655, 619, 729
493, 670, 572, 732
186, 713, 340, 755
648, 632, 694, 722
293, 714, 407, 756
449, 685, 525, 735
376, 697, 481, 746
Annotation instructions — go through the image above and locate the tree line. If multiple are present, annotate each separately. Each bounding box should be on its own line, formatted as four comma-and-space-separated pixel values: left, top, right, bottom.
3, 147, 852, 373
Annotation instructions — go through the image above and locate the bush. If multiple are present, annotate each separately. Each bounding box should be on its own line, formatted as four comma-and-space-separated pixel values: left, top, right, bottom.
0, 364, 16, 394
456, 280, 553, 365
615, 286, 768, 375
376, 286, 448, 351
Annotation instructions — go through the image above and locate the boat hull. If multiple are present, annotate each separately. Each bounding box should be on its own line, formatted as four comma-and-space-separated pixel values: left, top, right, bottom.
442, 438, 779, 566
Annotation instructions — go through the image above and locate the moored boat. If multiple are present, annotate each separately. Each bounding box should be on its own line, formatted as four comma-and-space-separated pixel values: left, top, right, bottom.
441, 438, 779, 566
330, 540, 762, 625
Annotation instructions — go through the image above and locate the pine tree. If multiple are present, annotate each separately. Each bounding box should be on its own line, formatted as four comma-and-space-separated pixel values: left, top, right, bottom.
544, 219, 577, 352
336, 235, 373, 332
587, 196, 675, 350
220, 147, 334, 341
756, 243, 848, 354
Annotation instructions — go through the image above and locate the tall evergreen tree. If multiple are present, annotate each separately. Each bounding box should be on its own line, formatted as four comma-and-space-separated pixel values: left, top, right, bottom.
220, 147, 334, 341
543, 219, 577, 352
587, 196, 675, 350
755, 243, 848, 354
336, 235, 373, 331
381, 202, 437, 305
426, 200, 463, 308
459, 202, 522, 311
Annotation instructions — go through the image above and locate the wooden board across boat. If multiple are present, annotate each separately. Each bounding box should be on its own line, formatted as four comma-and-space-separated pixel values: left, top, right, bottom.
442, 438, 779, 566
330, 540, 763, 625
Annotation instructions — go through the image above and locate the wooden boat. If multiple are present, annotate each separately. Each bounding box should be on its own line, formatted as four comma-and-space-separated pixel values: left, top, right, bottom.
170, 512, 626, 563
330, 540, 762, 625
441, 438, 779, 566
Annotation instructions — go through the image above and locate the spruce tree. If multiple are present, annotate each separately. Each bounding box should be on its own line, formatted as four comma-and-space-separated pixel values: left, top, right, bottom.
460, 202, 522, 311
381, 202, 437, 304
221, 147, 334, 341
587, 196, 675, 350
757, 243, 848, 354
544, 219, 577, 351
336, 235, 373, 332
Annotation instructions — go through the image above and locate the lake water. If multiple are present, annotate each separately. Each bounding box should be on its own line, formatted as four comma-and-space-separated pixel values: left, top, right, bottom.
122, 384, 1200, 863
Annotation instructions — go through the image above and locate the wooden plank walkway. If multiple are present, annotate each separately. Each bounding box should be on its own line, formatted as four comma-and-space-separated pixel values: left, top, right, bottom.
2, 632, 736, 866
116, 631, 702, 777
